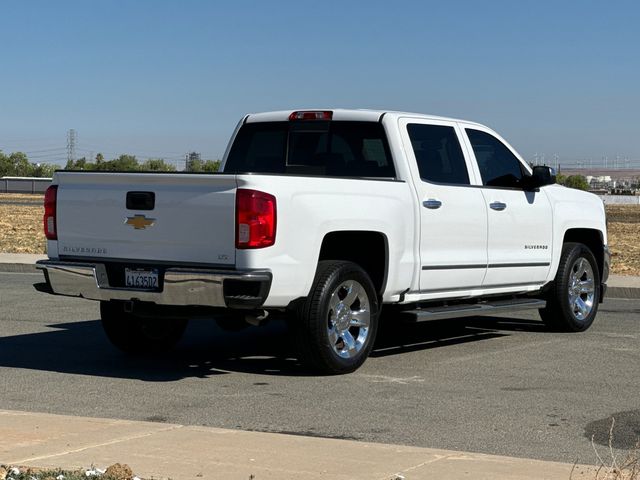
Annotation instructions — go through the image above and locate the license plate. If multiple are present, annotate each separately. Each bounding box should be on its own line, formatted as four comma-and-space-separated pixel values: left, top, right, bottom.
125, 268, 159, 290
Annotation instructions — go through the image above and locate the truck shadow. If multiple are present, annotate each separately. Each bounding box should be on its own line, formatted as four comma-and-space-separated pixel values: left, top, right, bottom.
0, 314, 546, 380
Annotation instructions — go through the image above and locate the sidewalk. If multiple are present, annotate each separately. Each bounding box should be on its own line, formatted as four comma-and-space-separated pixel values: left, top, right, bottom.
0, 409, 598, 480
2, 253, 639, 299
0, 253, 46, 273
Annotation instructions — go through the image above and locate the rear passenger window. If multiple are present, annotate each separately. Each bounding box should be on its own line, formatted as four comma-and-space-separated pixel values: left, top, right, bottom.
466, 129, 525, 188
407, 124, 470, 185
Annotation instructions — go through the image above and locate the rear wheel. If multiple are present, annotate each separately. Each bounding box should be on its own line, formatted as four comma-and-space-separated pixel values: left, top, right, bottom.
100, 301, 188, 354
539, 242, 600, 332
293, 261, 380, 374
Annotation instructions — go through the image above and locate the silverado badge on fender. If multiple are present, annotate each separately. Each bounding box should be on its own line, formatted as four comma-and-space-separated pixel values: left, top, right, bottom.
125, 214, 156, 230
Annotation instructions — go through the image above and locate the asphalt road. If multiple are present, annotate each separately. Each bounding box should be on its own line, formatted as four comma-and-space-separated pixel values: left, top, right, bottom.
1, 272, 639, 464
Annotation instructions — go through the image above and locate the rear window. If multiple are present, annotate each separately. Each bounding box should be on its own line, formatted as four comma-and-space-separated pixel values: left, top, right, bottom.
224, 121, 396, 178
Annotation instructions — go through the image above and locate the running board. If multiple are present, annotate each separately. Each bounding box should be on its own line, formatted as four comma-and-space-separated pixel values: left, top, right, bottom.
401, 298, 546, 323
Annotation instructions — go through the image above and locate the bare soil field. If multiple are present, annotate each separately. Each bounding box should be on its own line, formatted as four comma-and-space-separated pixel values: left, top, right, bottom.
606, 205, 640, 276
1, 193, 639, 275
0, 194, 45, 254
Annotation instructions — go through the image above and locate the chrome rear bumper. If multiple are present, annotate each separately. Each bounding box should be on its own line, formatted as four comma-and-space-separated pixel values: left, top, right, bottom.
35, 260, 272, 309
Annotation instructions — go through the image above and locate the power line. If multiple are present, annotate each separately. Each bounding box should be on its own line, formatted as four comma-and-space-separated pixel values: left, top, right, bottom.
0, 147, 66, 154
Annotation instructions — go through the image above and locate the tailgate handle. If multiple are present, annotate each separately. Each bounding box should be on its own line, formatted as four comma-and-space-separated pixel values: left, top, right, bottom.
126, 191, 155, 210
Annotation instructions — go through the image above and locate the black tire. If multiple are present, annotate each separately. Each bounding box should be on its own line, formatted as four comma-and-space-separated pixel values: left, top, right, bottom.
539, 242, 600, 332
100, 301, 188, 354
293, 261, 380, 374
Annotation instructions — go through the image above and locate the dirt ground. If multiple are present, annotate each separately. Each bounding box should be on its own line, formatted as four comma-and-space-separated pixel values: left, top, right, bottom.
0, 194, 45, 254
1, 193, 639, 275
606, 205, 640, 276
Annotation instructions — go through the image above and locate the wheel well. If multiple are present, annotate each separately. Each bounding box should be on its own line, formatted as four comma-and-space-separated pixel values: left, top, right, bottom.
563, 228, 604, 278
318, 231, 388, 295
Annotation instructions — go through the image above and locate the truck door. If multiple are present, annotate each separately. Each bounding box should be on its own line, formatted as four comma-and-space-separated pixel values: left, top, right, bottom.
462, 127, 552, 287
399, 118, 488, 293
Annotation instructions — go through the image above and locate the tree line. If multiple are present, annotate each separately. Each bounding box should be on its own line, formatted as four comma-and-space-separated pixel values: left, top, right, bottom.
0, 151, 57, 177
0, 151, 221, 177
66, 153, 221, 172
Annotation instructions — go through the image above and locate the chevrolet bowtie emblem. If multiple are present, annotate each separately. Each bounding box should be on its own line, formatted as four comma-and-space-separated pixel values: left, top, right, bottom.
125, 214, 156, 230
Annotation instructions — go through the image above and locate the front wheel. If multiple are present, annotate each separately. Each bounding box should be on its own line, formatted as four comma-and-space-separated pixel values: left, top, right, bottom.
293, 261, 380, 374
539, 242, 600, 332
100, 301, 188, 354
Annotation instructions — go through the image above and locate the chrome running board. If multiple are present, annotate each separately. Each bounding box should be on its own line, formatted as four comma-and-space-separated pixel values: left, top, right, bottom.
402, 298, 546, 323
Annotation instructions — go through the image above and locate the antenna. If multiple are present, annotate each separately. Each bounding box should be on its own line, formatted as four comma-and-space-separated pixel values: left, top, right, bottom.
67, 129, 77, 164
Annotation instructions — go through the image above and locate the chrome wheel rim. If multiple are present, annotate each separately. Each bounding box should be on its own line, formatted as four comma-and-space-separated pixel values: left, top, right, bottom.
327, 280, 371, 359
568, 257, 596, 321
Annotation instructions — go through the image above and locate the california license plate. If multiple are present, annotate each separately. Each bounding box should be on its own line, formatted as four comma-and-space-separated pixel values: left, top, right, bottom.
125, 268, 159, 290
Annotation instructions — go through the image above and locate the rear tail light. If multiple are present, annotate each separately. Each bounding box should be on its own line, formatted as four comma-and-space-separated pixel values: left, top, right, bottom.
289, 110, 333, 121
236, 189, 276, 249
44, 185, 58, 240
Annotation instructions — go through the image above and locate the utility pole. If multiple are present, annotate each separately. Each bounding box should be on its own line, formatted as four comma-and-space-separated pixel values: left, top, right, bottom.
67, 129, 77, 164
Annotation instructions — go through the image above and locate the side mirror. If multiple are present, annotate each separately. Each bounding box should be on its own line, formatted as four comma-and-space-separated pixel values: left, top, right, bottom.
525, 166, 556, 190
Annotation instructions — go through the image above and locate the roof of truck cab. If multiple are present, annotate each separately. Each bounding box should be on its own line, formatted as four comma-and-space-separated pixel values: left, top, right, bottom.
245, 109, 486, 127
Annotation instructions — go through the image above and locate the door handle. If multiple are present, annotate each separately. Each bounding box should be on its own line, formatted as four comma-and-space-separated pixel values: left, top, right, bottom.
423, 199, 442, 209
490, 201, 507, 211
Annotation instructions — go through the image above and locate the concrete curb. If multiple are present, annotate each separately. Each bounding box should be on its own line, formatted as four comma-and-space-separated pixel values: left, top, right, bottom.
0, 254, 46, 274
607, 274, 640, 299
0, 409, 600, 480
0, 263, 41, 273
606, 286, 640, 299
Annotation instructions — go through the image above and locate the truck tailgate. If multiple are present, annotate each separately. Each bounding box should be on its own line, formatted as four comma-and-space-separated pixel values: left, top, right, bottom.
53, 172, 237, 266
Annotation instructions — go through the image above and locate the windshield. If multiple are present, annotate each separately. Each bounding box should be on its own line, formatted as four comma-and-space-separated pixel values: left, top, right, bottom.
224, 121, 396, 178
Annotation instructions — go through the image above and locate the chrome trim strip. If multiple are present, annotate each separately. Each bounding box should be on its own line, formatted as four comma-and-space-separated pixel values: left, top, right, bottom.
422, 264, 485, 270
488, 262, 550, 268
422, 262, 550, 271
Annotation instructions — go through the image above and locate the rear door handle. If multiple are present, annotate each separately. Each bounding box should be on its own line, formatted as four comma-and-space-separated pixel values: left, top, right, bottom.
423, 199, 442, 209
490, 201, 507, 211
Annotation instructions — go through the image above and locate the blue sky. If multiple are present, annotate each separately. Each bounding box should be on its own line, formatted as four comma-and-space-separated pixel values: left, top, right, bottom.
1, 0, 638, 168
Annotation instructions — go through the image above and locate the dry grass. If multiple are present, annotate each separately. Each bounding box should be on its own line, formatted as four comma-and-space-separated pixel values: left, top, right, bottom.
0, 194, 45, 254
1, 193, 639, 275
605, 205, 640, 276
571, 418, 640, 480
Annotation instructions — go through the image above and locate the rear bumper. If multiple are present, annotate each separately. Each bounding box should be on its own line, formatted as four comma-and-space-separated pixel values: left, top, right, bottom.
35, 260, 272, 309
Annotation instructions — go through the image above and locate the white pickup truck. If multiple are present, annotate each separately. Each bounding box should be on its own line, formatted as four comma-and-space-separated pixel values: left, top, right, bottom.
35, 109, 610, 374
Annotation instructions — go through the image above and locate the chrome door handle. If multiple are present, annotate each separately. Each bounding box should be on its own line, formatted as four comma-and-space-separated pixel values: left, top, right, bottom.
490, 201, 507, 211
423, 199, 442, 209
